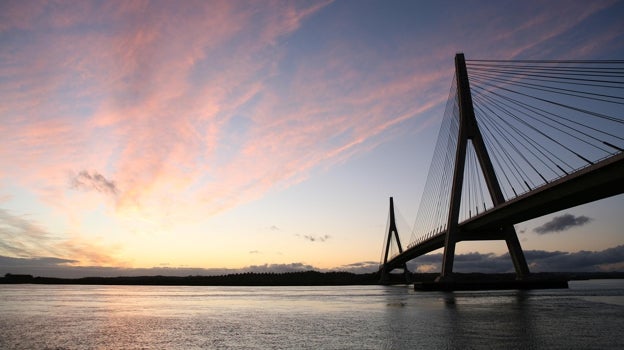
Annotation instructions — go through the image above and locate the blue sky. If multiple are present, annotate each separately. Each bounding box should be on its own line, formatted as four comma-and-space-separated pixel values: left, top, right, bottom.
0, 0, 623, 277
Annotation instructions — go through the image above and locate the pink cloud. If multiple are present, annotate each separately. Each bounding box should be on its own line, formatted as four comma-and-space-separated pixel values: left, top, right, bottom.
1, 0, 618, 260
0, 0, 46, 32
185, 45, 453, 215
93, 3, 341, 217
451, 1, 617, 59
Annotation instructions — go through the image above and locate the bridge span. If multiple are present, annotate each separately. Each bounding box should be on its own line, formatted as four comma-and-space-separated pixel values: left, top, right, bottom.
384, 151, 624, 271
380, 54, 624, 283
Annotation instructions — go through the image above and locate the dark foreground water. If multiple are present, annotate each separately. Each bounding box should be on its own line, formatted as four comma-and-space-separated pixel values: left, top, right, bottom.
1, 280, 623, 349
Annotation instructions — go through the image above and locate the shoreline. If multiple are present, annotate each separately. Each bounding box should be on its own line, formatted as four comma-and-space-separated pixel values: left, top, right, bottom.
2, 271, 623, 286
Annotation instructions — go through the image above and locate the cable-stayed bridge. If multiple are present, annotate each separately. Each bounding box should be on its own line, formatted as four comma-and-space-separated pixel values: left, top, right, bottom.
380, 54, 624, 283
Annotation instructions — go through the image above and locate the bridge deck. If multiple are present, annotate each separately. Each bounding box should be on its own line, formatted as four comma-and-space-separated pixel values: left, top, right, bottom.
384, 152, 624, 271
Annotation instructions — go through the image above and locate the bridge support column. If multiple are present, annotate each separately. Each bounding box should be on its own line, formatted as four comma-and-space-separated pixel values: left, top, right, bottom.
379, 197, 411, 284
504, 228, 530, 278
439, 53, 530, 280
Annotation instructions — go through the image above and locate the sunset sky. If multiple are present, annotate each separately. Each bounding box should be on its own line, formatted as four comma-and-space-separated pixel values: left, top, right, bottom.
1, 0, 623, 277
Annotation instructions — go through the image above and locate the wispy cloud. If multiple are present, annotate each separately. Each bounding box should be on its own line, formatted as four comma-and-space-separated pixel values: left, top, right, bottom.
0, 1, 620, 267
0, 208, 55, 257
3, 1, 613, 227
0, 1, 341, 224
534, 214, 593, 234
298, 234, 331, 243
450, 0, 618, 60
70, 171, 118, 196
0, 208, 121, 267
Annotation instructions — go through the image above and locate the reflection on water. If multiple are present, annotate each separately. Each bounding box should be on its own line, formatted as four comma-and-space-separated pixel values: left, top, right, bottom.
0, 281, 623, 349
442, 290, 539, 349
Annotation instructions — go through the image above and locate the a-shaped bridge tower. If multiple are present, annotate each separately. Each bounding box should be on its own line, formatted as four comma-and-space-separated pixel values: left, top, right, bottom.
380, 54, 624, 284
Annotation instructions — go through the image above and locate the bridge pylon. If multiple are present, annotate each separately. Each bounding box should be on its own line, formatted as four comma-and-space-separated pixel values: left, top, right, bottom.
379, 197, 410, 284
438, 53, 530, 281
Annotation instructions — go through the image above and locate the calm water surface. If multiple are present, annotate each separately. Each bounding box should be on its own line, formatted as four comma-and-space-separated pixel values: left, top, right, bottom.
1, 280, 623, 349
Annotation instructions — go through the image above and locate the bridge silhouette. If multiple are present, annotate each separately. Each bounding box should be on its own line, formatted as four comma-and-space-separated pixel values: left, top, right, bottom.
380, 54, 624, 284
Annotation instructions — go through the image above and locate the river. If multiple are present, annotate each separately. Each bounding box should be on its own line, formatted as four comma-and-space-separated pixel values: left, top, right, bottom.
1, 280, 623, 349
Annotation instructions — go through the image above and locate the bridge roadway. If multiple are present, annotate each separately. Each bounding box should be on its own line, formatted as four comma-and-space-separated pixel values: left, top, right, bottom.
384, 151, 624, 271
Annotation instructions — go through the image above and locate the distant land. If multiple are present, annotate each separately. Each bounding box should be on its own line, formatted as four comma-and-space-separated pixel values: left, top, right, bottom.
2, 271, 623, 286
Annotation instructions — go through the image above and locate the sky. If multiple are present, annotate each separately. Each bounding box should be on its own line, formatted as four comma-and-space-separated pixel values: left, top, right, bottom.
1, 0, 623, 278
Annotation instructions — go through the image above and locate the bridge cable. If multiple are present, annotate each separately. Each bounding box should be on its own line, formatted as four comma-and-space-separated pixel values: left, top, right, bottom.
469, 78, 617, 165
474, 102, 545, 187
472, 84, 612, 163
472, 89, 591, 173
473, 84, 624, 149
474, 107, 536, 194
468, 70, 624, 104
466, 71, 623, 124
409, 75, 459, 246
